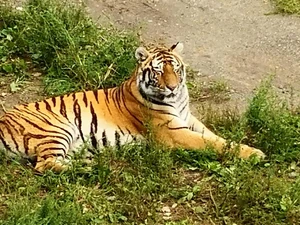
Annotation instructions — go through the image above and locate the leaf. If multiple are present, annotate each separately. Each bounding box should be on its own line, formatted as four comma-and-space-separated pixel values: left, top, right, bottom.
118, 215, 127, 221
186, 192, 193, 201
1, 56, 7, 62
2, 64, 13, 73
194, 206, 204, 214
32, 53, 41, 60
10, 81, 21, 93
6, 34, 13, 41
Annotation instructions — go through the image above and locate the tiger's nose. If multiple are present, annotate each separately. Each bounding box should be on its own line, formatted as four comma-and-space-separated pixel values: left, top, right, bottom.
166, 84, 177, 91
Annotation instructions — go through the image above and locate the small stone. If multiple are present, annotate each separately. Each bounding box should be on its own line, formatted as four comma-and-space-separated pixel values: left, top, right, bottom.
161, 206, 170, 213
289, 172, 298, 178
164, 212, 171, 217
32, 72, 42, 77
163, 216, 171, 220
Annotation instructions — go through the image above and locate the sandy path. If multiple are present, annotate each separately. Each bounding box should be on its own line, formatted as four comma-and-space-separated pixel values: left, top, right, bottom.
86, 0, 300, 110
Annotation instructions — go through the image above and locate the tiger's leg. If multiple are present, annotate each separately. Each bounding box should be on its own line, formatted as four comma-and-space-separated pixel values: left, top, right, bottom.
160, 116, 265, 159
34, 145, 69, 173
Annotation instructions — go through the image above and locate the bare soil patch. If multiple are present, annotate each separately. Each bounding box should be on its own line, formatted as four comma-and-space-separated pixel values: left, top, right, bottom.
86, 0, 300, 111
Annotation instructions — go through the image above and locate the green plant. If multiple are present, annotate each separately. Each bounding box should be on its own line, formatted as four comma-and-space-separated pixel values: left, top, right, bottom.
245, 79, 300, 161
272, 0, 300, 14
0, 0, 139, 95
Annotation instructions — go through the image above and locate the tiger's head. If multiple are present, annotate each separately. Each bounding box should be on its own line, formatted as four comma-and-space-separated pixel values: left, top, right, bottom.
135, 43, 186, 104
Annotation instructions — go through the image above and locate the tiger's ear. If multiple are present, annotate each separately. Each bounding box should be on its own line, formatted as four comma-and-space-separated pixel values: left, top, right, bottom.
135, 47, 149, 62
170, 42, 184, 54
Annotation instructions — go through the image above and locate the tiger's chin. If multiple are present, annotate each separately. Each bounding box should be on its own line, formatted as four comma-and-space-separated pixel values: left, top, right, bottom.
166, 93, 176, 98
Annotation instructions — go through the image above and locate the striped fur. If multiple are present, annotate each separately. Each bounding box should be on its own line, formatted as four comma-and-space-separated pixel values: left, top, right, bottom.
0, 43, 265, 172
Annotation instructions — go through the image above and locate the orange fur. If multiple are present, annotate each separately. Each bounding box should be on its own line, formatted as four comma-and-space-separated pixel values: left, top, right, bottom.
0, 44, 265, 172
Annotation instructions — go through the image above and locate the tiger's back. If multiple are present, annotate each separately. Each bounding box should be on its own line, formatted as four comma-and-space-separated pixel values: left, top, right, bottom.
0, 82, 143, 160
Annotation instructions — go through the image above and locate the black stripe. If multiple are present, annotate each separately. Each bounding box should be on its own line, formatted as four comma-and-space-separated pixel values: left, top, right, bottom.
3, 118, 24, 136
90, 102, 98, 133
60, 96, 68, 119
149, 107, 179, 117
126, 127, 137, 142
25, 106, 69, 126
23, 133, 69, 155
156, 55, 163, 61
142, 68, 150, 80
190, 123, 195, 131
125, 127, 132, 135
116, 86, 123, 111
40, 147, 67, 157
90, 101, 98, 149
40, 151, 65, 159
104, 88, 109, 102
184, 111, 189, 121
9, 113, 70, 140
72, 93, 76, 101
14, 109, 73, 144
169, 126, 189, 130
5, 114, 25, 129
0, 124, 15, 154
35, 108, 52, 120
3, 115, 27, 153
178, 94, 188, 109
90, 135, 97, 149
83, 92, 88, 107
115, 131, 121, 148
3, 122, 19, 153
43, 99, 52, 112
35, 102, 40, 110
103, 89, 112, 115
104, 97, 112, 115
111, 88, 119, 110
51, 97, 56, 107
73, 99, 84, 141
121, 92, 143, 126
139, 88, 174, 107
179, 101, 188, 114
93, 90, 99, 103
102, 130, 107, 147
87, 148, 96, 155
36, 140, 68, 151
117, 126, 125, 135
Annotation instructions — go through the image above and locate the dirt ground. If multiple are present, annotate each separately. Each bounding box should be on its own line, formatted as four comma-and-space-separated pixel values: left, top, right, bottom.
85, 0, 300, 111
1, 0, 299, 114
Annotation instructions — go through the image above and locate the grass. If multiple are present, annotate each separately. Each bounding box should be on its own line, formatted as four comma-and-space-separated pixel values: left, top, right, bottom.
0, 0, 138, 96
272, 0, 300, 14
1, 0, 300, 224
1, 79, 300, 224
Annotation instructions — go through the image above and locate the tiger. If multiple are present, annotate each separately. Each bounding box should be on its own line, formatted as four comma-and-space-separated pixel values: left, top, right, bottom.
0, 43, 265, 173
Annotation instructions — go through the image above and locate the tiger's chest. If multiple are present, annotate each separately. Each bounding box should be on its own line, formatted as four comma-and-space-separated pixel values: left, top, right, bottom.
172, 86, 190, 123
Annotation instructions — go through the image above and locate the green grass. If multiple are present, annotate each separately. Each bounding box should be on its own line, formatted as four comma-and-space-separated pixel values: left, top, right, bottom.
1, 0, 300, 224
1, 79, 300, 224
272, 0, 300, 14
0, 0, 138, 96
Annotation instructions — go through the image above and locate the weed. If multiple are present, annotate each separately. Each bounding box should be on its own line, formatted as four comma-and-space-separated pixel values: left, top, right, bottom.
245, 78, 300, 161
272, 0, 300, 14
0, 0, 139, 96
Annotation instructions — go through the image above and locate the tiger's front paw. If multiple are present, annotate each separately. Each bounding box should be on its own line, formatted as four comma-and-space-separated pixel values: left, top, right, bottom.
238, 145, 266, 159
